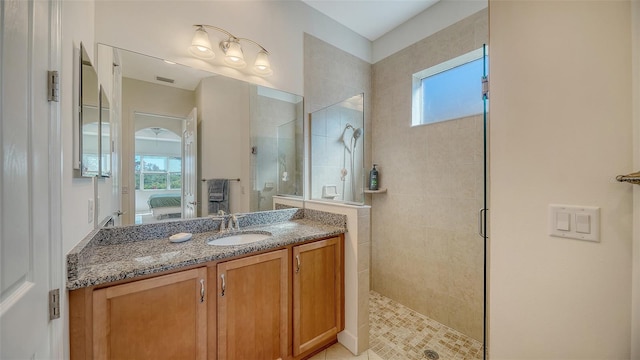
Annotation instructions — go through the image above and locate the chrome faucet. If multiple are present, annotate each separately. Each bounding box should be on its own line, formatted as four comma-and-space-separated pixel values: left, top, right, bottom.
228, 214, 239, 231
219, 216, 227, 232
214, 210, 229, 232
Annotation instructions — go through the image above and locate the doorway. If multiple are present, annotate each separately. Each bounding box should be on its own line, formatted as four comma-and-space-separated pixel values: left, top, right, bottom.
133, 112, 184, 224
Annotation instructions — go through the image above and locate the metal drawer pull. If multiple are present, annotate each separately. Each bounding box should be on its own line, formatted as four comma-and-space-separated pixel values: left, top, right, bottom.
295, 255, 301, 273
200, 279, 205, 303
220, 274, 226, 297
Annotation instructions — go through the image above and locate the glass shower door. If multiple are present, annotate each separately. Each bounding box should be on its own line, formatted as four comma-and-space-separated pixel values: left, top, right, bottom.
481, 43, 489, 360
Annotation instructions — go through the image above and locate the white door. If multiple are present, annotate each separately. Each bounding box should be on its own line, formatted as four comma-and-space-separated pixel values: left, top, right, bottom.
1, 0, 58, 358
182, 108, 198, 218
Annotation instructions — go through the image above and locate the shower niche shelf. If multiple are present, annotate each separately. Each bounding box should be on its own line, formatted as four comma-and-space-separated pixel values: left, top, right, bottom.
364, 188, 387, 194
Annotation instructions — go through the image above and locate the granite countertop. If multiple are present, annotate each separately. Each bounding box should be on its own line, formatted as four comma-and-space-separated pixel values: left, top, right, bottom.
67, 208, 346, 290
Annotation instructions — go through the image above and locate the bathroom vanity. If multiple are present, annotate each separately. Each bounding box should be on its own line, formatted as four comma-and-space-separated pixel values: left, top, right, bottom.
68, 208, 346, 360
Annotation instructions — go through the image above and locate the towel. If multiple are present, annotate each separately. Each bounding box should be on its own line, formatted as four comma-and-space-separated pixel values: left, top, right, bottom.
208, 179, 227, 202
207, 179, 229, 214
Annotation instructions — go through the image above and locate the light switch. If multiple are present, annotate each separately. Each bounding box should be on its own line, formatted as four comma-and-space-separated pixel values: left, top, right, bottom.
576, 213, 591, 234
549, 204, 600, 242
556, 212, 570, 231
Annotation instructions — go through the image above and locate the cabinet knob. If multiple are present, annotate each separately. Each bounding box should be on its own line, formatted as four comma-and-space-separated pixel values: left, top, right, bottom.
220, 274, 226, 296
200, 279, 205, 303
295, 255, 301, 274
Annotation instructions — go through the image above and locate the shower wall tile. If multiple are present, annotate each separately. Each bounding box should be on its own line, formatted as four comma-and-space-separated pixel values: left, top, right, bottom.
311, 111, 327, 136
371, 8, 488, 343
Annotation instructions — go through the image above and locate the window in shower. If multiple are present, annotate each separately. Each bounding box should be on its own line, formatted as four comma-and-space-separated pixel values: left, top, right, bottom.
412, 47, 487, 126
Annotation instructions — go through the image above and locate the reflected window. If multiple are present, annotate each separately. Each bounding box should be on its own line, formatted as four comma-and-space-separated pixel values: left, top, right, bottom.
134, 155, 182, 190
412, 47, 486, 126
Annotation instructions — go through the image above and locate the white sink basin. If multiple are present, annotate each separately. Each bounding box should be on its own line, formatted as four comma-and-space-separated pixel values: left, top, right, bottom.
207, 232, 272, 246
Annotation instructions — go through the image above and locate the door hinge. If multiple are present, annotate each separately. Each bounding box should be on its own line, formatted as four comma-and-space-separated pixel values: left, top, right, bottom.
481, 75, 489, 99
47, 71, 59, 102
49, 289, 60, 320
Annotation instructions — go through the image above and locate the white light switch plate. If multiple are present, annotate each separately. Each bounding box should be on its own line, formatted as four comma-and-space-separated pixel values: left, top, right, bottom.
549, 204, 600, 242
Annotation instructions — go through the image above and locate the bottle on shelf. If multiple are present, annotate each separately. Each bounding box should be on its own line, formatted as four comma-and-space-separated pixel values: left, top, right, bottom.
368, 164, 379, 191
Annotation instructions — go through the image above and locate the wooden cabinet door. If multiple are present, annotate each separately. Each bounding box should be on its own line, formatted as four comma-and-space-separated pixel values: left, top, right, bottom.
217, 249, 289, 360
292, 237, 344, 357
92, 268, 208, 360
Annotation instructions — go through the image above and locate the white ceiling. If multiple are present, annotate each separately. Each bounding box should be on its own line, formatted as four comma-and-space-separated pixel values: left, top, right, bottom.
118, 48, 214, 91
301, 0, 440, 41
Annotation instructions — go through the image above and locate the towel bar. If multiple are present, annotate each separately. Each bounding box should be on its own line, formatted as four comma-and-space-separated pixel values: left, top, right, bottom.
616, 171, 640, 185
201, 178, 240, 182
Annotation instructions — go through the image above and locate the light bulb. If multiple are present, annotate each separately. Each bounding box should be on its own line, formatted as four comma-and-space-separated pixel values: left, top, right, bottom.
189, 26, 214, 59
222, 40, 246, 68
253, 50, 272, 76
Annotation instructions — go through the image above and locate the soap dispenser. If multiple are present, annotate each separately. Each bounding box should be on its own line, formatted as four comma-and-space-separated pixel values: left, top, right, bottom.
369, 164, 379, 190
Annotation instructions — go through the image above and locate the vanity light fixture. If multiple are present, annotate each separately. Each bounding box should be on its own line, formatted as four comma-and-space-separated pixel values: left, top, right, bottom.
189, 24, 272, 76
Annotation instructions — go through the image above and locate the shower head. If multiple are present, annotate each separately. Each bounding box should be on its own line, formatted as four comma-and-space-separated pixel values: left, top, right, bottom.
351, 127, 363, 149
352, 127, 363, 140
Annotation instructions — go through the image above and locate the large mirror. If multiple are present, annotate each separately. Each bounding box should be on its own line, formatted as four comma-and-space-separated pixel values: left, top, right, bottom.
76, 43, 100, 177
250, 86, 304, 211
100, 44, 304, 225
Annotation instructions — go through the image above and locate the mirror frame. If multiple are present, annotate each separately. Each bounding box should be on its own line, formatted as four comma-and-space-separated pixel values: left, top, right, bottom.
99, 85, 111, 177
75, 42, 100, 178
75, 42, 112, 179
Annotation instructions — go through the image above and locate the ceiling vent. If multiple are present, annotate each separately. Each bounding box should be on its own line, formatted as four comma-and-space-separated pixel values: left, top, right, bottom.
156, 76, 175, 84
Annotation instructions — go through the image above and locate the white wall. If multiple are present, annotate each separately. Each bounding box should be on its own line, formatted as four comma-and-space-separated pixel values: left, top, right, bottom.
94, 0, 371, 96
197, 76, 251, 215
60, 1, 96, 359
489, 1, 633, 358
61, 0, 95, 253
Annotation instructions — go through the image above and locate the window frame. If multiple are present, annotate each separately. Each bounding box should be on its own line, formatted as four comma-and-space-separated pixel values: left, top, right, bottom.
412, 47, 485, 127
134, 154, 182, 191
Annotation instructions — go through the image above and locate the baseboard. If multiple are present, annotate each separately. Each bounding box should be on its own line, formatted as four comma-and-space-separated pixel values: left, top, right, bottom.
337, 330, 358, 355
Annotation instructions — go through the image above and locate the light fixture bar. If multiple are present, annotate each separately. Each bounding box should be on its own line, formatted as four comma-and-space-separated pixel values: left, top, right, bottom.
189, 24, 272, 76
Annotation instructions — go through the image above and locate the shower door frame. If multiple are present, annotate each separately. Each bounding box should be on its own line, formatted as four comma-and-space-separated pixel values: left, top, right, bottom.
481, 43, 489, 360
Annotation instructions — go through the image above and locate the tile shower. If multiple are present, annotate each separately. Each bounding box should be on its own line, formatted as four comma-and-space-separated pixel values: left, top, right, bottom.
304, 7, 488, 356
371, 8, 488, 344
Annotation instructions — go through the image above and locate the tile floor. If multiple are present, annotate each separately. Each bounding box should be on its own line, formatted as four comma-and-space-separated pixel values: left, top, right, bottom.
308, 343, 383, 360
310, 291, 484, 360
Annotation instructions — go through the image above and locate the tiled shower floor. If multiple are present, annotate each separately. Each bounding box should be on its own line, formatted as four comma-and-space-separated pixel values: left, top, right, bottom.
309, 291, 484, 360
369, 291, 484, 360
